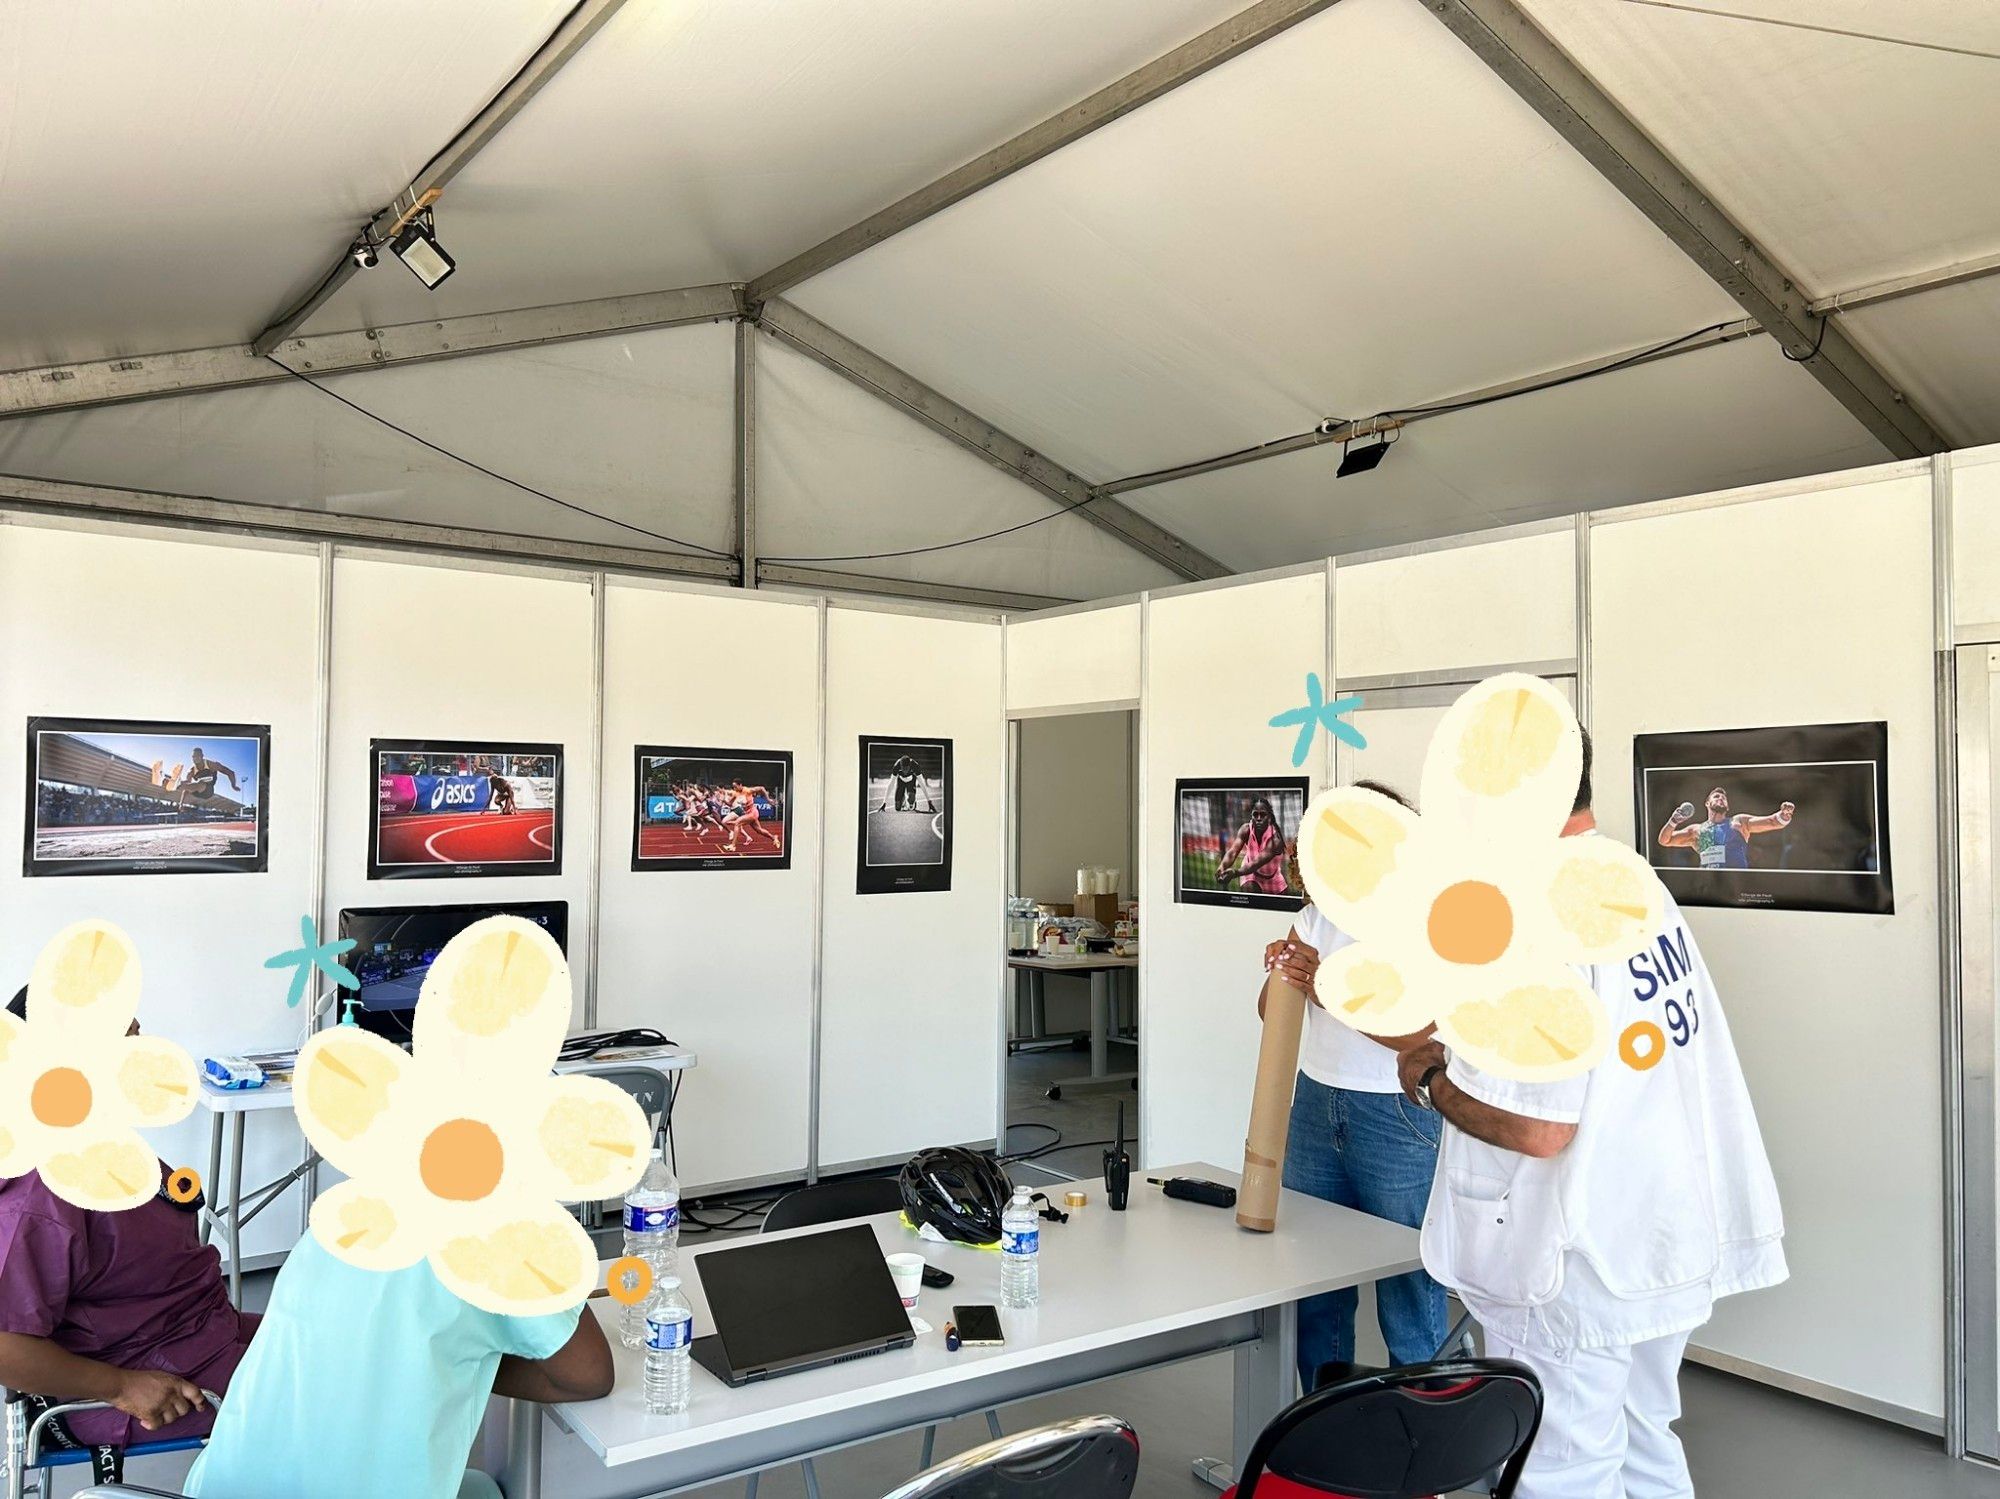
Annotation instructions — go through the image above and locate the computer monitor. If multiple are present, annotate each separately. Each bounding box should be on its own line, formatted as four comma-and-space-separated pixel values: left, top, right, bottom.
336, 901, 568, 1044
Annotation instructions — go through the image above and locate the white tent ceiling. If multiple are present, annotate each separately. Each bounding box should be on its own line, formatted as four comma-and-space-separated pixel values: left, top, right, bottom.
2, 0, 1994, 599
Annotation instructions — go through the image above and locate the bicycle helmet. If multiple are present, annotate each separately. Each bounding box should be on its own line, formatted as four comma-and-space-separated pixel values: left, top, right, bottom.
898, 1146, 1013, 1245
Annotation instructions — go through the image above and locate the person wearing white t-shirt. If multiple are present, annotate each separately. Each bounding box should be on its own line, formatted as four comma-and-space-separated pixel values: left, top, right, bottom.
1261, 779, 1447, 1390
1397, 736, 1786, 1499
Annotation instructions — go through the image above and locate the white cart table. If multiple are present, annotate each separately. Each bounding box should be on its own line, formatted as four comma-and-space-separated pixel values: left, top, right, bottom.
1007, 954, 1138, 1098
193, 1042, 698, 1305
496, 1162, 1420, 1498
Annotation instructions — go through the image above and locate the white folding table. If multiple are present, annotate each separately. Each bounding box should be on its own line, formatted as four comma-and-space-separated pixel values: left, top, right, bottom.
193, 1042, 698, 1305
495, 1161, 1419, 1498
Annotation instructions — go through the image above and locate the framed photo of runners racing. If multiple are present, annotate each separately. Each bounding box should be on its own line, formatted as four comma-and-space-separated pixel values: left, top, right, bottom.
1633, 721, 1892, 915
24, 715, 270, 877
1174, 776, 1308, 912
368, 738, 564, 880
631, 746, 794, 872
857, 736, 952, 894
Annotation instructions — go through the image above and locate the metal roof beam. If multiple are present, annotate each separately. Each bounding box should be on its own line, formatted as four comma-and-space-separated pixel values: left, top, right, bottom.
755, 299, 1227, 581
1423, 0, 1946, 458
0, 285, 742, 419
755, 563, 1072, 612
746, 0, 1345, 303
250, 0, 636, 355
0, 472, 738, 582
1102, 318, 1764, 495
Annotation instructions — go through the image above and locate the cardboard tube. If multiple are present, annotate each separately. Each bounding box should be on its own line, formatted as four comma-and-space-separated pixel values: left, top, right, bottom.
1238, 972, 1307, 1232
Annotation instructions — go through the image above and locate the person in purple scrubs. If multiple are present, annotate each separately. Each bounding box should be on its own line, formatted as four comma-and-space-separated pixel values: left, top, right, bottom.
0, 985, 258, 1453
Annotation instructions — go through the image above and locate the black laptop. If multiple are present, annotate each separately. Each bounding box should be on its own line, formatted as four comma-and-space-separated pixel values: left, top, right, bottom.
689, 1223, 917, 1387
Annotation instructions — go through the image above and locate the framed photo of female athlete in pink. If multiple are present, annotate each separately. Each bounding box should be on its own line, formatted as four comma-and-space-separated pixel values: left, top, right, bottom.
1634, 721, 1891, 915
1175, 776, 1308, 912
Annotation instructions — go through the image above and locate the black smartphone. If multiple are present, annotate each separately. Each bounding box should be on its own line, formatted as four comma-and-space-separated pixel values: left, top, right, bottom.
952, 1304, 1005, 1346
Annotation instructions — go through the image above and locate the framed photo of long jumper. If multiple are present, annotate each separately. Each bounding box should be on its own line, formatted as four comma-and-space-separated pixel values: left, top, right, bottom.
25, 716, 270, 876
1633, 721, 1892, 915
858, 737, 952, 894
632, 746, 794, 871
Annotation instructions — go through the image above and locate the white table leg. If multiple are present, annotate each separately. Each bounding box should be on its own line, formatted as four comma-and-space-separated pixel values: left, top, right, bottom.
227, 1112, 245, 1307
1090, 971, 1110, 1078
200, 1110, 223, 1246
498, 1400, 542, 1499
1194, 1300, 1298, 1490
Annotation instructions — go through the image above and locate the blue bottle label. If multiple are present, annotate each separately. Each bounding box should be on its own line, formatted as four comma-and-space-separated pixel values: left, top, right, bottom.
645, 1311, 692, 1351
625, 1202, 680, 1234
1002, 1226, 1039, 1256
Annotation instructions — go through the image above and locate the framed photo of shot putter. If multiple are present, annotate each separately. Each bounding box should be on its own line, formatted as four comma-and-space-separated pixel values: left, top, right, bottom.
1633, 721, 1892, 915
1174, 776, 1309, 912
857, 736, 952, 894
24, 716, 271, 877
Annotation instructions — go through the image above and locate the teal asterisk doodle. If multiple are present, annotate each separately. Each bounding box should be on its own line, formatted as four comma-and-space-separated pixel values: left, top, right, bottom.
1269, 674, 1366, 766
265, 914, 359, 1009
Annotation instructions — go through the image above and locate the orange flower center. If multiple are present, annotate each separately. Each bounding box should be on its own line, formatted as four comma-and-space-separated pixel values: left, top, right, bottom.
31, 1068, 92, 1128
1428, 881, 1513, 965
419, 1119, 504, 1202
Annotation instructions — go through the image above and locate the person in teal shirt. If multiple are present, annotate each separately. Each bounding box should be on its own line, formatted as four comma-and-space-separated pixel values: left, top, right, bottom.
185, 1234, 613, 1499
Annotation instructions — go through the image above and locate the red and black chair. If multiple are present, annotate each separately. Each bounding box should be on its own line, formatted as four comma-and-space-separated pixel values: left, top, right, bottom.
1224, 1358, 1543, 1499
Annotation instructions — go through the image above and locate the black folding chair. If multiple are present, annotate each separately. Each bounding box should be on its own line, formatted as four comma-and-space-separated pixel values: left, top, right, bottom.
877, 1415, 1139, 1499
1227, 1359, 1543, 1499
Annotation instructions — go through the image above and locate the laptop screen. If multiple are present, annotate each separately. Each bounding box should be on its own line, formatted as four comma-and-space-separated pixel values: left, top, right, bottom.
696, 1224, 914, 1374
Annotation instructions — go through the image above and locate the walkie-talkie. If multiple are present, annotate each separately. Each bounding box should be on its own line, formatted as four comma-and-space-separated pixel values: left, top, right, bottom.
1105, 1102, 1132, 1211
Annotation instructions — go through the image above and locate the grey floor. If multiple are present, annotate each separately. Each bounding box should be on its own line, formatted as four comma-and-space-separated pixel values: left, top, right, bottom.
1003, 1039, 1139, 1182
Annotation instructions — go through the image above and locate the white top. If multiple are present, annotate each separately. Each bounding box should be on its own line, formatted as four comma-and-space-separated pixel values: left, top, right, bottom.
1421, 895, 1787, 1350
1292, 906, 1400, 1093
552, 1162, 1419, 1467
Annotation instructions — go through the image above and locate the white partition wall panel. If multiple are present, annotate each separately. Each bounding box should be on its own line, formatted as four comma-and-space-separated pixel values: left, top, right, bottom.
1955, 445, 2000, 634
1337, 529, 1576, 680
0, 522, 322, 1257
1590, 474, 1942, 1420
1142, 571, 1329, 1169
1005, 603, 1142, 714
598, 583, 821, 1190
819, 608, 1004, 1169
324, 556, 597, 1017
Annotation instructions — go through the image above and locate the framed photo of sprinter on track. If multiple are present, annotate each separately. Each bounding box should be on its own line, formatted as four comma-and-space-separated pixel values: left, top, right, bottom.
858, 736, 952, 895
368, 738, 564, 880
1175, 776, 1308, 912
1634, 721, 1892, 915
632, 747, 794, 872
25, 716, 270, 877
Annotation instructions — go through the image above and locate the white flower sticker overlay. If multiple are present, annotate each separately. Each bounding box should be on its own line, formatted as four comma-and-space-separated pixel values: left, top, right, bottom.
1297, 674, 1668, 1082
291, 915, 650, 1315
0, 921, 198, 1211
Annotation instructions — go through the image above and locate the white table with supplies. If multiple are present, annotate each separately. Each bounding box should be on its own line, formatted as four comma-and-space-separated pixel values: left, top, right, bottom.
494, 1162, 1420, 1498
1006, 953, 1138, 1097
193, 1040, 698, 1304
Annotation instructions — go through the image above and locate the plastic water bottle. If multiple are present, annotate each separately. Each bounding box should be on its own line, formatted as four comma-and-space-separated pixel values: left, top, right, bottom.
619, 1148, 681, 1348
1000, 1186, 1040, 1308
643, 1277, 694, 1415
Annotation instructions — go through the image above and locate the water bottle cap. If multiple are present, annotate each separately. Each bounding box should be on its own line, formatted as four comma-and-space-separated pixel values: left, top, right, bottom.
658, 1276, 681, 1291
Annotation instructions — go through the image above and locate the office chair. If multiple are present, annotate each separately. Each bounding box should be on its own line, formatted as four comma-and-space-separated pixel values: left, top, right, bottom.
583, 1066, 674, 1229
6, 1387, 218, 1499
876, 1414, 1139, 1499
70, 1489, 180, 1498
744, 1177, 1001, 1499
1223, 1359, 1543, 1499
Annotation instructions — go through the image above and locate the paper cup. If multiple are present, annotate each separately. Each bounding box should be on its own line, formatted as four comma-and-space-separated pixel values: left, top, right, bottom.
886, 1252, 925, 1309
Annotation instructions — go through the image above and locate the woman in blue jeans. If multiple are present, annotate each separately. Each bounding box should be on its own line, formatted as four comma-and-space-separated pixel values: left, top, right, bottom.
1262, 783, 1446, 1390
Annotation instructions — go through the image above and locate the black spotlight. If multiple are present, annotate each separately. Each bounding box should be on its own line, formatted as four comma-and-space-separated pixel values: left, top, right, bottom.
391, 212, 456, 290
1335, 435, 1395, 477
